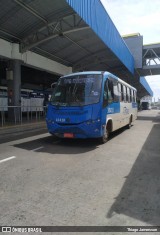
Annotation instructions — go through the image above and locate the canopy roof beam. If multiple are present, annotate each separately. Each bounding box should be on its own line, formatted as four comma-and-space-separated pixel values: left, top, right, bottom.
21, 14, 89, 53
14, 0, 48, 24
0, 29, 21, 42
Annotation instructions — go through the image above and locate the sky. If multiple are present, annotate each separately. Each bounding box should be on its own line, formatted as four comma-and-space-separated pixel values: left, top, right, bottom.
100, 0, 160, 101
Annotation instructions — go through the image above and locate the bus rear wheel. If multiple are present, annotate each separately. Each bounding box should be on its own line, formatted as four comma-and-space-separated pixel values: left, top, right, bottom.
127, 116, 132, 129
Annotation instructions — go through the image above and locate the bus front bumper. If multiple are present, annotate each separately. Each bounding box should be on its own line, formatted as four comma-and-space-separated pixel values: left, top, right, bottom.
46, 120, 103, 139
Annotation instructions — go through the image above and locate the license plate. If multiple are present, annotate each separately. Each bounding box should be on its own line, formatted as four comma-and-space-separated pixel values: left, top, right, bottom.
64, 133, 74, 138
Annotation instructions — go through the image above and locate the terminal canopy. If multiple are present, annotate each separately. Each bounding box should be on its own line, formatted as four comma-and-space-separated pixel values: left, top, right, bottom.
0, 0, 152, 98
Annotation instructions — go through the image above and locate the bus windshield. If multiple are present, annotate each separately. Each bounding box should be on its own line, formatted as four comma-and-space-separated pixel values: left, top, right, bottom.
50, 74, 102, 107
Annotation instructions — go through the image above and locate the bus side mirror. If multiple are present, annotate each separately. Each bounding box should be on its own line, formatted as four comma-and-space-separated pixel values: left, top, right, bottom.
103, 91, 108, 107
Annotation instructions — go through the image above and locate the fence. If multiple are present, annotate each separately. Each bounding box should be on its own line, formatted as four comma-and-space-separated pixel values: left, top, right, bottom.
0, 105, 47, 127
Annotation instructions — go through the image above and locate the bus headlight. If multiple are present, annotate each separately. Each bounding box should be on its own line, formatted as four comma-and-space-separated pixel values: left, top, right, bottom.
86, 118, 101, 125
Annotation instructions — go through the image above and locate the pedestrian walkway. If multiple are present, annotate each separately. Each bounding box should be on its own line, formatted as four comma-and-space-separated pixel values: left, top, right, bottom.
0, 121, 46, 134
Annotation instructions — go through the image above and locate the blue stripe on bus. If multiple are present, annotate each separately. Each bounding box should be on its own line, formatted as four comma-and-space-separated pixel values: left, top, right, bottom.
107, 103, 120, 114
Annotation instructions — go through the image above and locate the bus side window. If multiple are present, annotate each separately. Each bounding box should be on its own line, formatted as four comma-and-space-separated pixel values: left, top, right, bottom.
113, 83, 120, 102
134, 91, 137, 102
118, 83, 122, 101
103, 79, 114, 107
121, 84, 124, 101
132, 91, 134, 102
123, 85, 126, 102
132, 90, 134, 102
108, 79, 114, 104
127, 87, 130, 103
125, 87, 129, 102
103, 81, 108, 107
129, 89, 132, 102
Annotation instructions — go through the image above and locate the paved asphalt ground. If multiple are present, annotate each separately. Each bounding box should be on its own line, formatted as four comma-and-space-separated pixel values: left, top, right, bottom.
0, 110, 160, 234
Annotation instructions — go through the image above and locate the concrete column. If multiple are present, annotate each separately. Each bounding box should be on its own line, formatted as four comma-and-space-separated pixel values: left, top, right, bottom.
13, 60, 21, 107
7, 60, 21, 123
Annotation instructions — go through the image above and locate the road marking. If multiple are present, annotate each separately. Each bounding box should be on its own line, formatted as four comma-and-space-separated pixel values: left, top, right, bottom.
0, 156, 16, 164
32, 146, 44, 151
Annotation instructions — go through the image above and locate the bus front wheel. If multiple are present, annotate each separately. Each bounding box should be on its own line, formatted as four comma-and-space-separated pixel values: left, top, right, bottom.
99, 126, 109, 144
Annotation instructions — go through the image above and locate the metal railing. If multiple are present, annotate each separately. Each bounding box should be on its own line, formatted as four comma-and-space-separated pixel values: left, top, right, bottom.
0, 105, 47, 127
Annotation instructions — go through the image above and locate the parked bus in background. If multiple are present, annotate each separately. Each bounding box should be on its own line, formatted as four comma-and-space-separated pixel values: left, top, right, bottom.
140, 95, 152, 110
46, 71, 137, 143
141, 101, 151, 110
0, 86, 45, 112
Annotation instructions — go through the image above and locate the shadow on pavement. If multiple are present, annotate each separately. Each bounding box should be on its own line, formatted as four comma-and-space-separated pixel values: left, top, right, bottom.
13, 126, 128, 155
14, 135, 99, 154
107, 122, 160, 225
137, 116, 160, 122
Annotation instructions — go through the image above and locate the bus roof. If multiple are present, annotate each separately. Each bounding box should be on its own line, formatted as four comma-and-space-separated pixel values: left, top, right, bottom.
61, 71, 104, 78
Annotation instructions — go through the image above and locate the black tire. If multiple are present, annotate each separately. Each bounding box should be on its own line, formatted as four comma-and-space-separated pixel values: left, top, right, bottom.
99, 126, 109, 144
126, 116, 132, 129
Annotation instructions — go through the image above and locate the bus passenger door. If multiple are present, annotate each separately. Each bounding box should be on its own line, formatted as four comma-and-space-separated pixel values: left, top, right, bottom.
103, 78, 120, 131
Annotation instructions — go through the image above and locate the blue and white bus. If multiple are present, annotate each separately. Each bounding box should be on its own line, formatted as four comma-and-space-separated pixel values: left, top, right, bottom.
46, 71, 137, 143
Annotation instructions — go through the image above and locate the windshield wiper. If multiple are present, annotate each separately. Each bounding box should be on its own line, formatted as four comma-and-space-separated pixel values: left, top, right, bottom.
71, 84, 83, 106
73, 94, 82, 106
